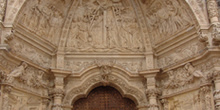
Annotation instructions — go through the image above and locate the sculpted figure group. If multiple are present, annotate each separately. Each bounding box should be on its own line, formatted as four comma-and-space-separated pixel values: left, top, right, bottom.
65, 0, 144, 52
145, 0, 191, 43
164, 63, 205, 89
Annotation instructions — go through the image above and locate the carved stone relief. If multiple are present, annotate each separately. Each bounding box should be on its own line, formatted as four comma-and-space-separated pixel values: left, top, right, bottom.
158, 41, 205, 68
187, 0, 209, 26
17, 0, 72, 45
141, 0, 194, 44
65, 0, 144, 52
65, 58, 144, 73
8, 38, 51, 68
0, 0, 6, 21
162, 63, 207, 95
1, 62, 49, 96
6, 92, 42, 110
63, 75, 147, 106
168, 91, 200, 110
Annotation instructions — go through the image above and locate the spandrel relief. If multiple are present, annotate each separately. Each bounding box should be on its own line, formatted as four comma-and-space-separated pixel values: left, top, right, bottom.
8, 39, 51, 68
18, 0, 71, 45
65, 0, 144, 53
142, 0, 193, 44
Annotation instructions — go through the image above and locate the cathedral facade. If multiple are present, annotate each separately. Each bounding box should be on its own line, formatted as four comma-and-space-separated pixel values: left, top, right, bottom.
0, 0, 220, 110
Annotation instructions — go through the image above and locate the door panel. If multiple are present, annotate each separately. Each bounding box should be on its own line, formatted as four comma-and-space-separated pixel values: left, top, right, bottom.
73, 86, 137, 110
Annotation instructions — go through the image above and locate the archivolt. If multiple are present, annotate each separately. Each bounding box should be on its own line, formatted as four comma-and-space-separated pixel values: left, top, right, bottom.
63, 69, 147, 107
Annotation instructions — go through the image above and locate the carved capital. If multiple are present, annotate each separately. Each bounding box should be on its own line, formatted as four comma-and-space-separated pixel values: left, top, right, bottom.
50, 88, 65, 98
146, 88, 161, 97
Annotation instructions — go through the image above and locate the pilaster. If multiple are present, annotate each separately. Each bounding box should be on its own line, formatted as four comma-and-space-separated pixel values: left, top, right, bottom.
213, 70, 220, 109
139, 69, 161, 110
50, 69, 71, 110
207, 0, 219, 24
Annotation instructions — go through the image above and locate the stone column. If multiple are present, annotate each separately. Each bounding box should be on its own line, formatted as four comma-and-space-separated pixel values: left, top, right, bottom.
1, 85, 12, 110
207, 0, 219, 23
213, 71, 220, 109
50, 69, 71, 110
139, 69, 160, 110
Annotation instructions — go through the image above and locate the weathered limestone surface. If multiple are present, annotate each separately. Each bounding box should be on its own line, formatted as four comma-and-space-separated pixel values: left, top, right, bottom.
0, 0, 219, 110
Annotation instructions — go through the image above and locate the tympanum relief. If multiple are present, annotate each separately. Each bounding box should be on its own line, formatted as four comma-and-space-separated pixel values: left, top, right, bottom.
17, 0, 71, 45
141, 0, 193, 44
65, 0, 144, 53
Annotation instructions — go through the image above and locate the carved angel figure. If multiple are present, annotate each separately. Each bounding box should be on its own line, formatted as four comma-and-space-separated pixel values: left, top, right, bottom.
6, 62, 28, 83
184, 63, 205, 79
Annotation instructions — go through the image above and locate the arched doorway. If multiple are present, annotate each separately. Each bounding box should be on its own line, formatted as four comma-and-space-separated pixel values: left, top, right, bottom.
72, 86, 137, 110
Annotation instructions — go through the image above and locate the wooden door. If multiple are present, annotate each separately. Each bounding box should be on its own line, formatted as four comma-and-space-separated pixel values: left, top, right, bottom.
73, 86, 137, 110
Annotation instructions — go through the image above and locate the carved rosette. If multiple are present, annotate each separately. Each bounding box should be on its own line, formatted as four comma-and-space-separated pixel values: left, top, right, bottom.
207, 0, 219, 21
